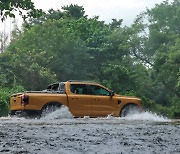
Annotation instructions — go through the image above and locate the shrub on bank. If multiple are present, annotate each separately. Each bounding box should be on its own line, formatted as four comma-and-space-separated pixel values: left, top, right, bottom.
0, 88, 11, 116
0, 86, 25, 117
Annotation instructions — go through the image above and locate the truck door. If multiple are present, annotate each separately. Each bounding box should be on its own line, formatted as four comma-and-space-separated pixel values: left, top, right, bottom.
89, 85, 116, 116
68, 84, 92, 117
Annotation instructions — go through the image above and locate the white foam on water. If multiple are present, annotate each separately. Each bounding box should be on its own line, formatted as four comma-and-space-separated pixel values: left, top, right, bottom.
0, 110, 171, 124
41, 106, 73, 120
40, 110, 171, 123
0, 115, 25, 121
123, 111, 171, 122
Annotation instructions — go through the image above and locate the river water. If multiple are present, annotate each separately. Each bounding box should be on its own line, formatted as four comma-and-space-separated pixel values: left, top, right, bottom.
0, 107, 179, 154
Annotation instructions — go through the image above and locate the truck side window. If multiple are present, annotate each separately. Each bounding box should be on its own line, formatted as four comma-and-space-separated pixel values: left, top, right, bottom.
89, 85, 110, 96
70, 84, 88, 94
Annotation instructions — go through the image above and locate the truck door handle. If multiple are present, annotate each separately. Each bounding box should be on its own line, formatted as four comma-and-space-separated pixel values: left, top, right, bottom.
93, 99, 99, 101
72, 98, 78, 100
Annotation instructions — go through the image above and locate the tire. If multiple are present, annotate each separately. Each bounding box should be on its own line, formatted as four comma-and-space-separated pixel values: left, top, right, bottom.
41, 103, 61, 117
10, 111, 16, 116
120, 104, 141, 117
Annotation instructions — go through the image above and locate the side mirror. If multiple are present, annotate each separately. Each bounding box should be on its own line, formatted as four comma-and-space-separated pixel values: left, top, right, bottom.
110, 91, 115, 96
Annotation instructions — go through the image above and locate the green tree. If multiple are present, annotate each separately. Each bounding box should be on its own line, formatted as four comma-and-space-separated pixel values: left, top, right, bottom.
62, 4, 86, 19
25, 5, 86, 28
1, 3, 179, 118
129, 0, 180, 111
0, 0, 43, 21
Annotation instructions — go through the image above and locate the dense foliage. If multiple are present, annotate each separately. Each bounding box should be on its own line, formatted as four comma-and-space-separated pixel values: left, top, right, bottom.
0, 2, 179, 117
0, 0, 43, 21
0, 86, 24, 116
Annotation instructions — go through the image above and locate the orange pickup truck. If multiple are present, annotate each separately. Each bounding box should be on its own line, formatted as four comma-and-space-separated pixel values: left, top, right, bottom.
10, 81, 143, 117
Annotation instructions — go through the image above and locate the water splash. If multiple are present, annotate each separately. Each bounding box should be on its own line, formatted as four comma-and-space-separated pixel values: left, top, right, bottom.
0, 110, 171, 123
41, 106, 73, 120
123, 111, 171, 122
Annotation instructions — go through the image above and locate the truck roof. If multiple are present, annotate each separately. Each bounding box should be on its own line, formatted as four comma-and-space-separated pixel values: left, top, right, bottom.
67, 80, 98, 84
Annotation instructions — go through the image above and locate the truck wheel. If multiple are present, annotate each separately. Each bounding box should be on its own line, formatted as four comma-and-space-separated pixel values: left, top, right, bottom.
120, 104, 141, 117
41, 103, 61, 117
10, 111, 16, 116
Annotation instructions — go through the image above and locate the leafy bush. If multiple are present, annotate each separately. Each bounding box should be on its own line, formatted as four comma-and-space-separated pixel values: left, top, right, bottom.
0, 88, 10, 116
0, 86, 24, 117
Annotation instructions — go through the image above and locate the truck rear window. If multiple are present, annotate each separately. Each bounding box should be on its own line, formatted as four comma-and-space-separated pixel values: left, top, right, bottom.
46, 83, 65, 93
